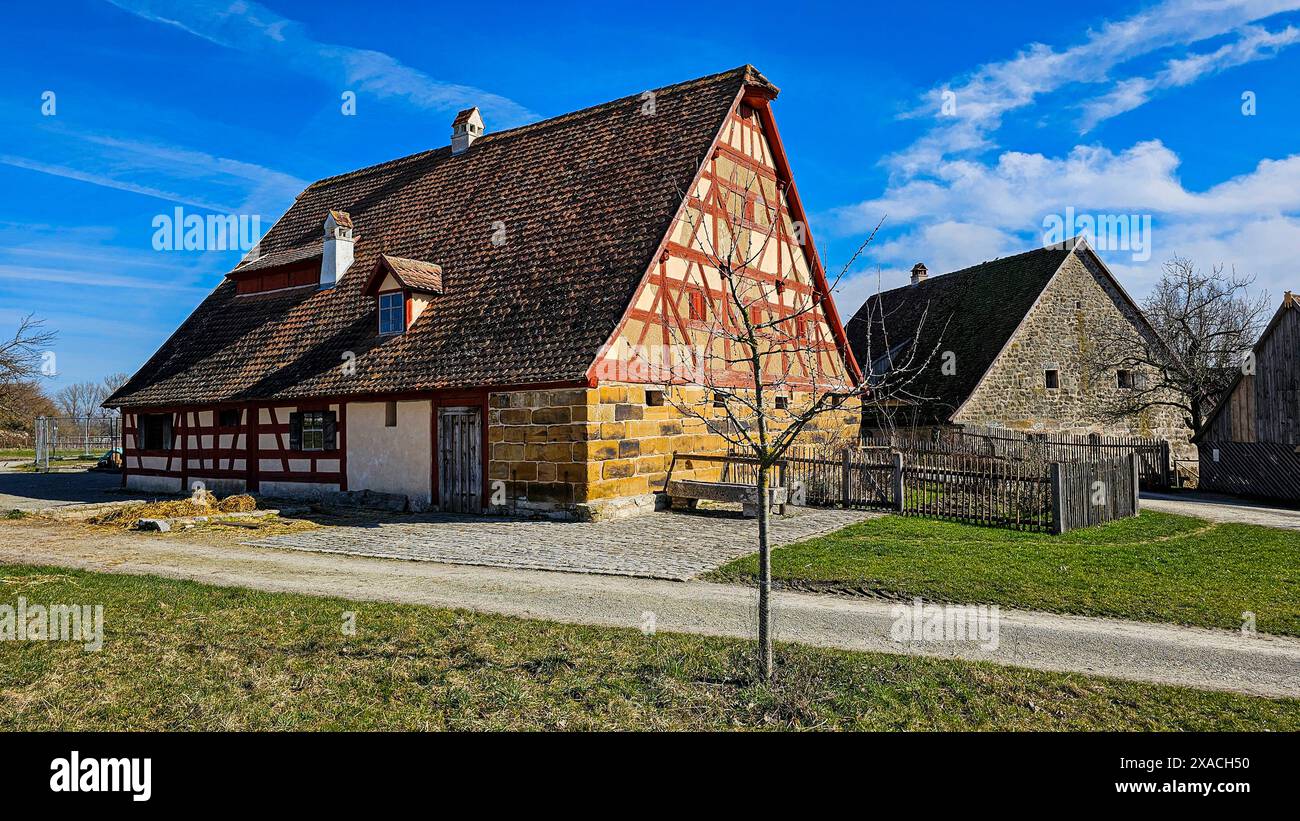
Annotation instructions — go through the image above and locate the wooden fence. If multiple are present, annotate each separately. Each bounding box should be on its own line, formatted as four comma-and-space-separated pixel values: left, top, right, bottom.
1051, 457, 1140, 532
724, 443, 895, 508
863, 425, 1172, 488
900, 450, 1054, 531
717, 444, 1140, 533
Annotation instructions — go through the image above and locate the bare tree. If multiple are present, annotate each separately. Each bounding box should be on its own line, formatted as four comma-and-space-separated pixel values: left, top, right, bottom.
639, 163, 938, 681
99, 372, 130, 416
55, 381, 103, 418
1090, 257, 1270, 431
0, 315, 57, 423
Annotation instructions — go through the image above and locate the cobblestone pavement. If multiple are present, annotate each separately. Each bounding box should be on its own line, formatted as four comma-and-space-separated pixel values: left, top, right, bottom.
247, 507, 880, 580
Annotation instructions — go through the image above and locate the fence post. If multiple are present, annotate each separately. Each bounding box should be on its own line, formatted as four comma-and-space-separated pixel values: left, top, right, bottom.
1160, 440, 1171, 488
841, 448, 851, 507
1049, 462, 1065, 535
891, 451, 904, 512
1131, 452, 1141, 516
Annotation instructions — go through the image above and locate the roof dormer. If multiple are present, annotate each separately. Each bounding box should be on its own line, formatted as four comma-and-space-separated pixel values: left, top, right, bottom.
363, 254, 444, 334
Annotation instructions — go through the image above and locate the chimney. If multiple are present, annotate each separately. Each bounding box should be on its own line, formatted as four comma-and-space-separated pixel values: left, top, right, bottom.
320, 210, 354, 289
451, 107, 484, 155
910, 262, 928, 286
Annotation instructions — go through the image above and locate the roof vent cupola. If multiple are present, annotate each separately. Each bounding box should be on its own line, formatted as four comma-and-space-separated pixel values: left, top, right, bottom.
910, 262, 928, 286
320, 210, 354, 289
451, 107, 484, 155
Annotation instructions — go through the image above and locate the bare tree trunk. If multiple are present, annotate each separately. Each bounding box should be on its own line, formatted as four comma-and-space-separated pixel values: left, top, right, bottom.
756, 463, 772, 682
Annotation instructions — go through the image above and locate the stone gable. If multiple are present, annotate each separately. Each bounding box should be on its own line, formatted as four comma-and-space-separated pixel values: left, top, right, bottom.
955, 250, 1193, 458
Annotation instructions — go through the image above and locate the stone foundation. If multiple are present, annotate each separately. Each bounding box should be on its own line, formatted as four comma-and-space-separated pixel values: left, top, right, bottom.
488, 382, 858, 518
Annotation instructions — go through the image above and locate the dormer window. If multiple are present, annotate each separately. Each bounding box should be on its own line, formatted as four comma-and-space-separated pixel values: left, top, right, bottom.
364, 255, 443, 335
379, 292, 405, 335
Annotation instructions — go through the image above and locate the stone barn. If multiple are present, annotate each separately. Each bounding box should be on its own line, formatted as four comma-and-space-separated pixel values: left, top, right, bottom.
844, 238, 1192, 457
105, 66, 861, 520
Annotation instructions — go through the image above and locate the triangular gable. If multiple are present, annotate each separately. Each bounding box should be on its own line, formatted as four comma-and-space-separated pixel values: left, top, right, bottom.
588, 71, 862, 389
951, 237, 1179, 423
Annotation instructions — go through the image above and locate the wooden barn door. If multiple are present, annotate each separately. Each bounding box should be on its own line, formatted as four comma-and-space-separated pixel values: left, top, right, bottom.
437, 406, 481, 513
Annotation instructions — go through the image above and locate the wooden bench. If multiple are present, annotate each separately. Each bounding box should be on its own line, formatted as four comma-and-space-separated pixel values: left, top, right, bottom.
663, 453, 790, 518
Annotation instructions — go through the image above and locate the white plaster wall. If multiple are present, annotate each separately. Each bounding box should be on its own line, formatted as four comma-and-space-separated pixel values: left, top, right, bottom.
126, 474, 182, 494
346, 400, 432, 505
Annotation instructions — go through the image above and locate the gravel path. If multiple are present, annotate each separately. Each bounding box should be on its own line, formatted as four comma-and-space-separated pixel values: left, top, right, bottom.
3, 520, 1298, 699
1142, 491, 1300, 531
247, 507, 878, 580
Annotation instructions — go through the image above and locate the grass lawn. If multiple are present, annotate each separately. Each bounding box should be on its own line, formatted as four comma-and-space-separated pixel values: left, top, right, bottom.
1, 563, 1297, 730
708, 511, 1300, 636
0, 449, 89, 459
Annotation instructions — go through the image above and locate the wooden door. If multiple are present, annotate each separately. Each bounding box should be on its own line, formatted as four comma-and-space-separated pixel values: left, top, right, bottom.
437, 406, 481, 513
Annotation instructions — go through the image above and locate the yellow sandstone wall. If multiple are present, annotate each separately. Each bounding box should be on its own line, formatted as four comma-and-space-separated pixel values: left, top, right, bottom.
488, 382, 858, 519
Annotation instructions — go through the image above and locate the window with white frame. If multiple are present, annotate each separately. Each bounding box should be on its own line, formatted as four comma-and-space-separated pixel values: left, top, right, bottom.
379, 292, 404, 335
301, 411, 325, 451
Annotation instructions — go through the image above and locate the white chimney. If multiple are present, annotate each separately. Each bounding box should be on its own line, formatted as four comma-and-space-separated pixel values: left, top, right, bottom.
321, 210, 354, 288
910, 262, 928, 286
451, 107, 484, 155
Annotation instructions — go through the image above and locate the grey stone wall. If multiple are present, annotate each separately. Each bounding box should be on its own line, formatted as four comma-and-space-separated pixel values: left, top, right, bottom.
955, 251, 1194, 460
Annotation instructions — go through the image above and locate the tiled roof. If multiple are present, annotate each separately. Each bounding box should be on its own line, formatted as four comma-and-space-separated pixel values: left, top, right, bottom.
369, 255, 444, 294
327, 209, 353, 229
845, 245, 1071, 424
107, 66, 771, 408
451, 107, 478, 127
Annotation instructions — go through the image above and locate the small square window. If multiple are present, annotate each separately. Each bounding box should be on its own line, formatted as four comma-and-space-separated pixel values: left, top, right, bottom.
775, 395, 789, 410
379, 292, 405, 335
385, 401, 398, 427
645, 389, 665, 407
218, 409, 240, 428
1116, 369, 1134, 389
712, 392, 727, 408
1044, 369, 1060, 390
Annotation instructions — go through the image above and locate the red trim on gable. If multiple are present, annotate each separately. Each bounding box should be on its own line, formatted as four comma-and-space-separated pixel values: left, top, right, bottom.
747, 97, 862, 384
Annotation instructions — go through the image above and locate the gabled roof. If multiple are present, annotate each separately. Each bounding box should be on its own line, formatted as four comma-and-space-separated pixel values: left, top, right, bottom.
1193, 290, 1298, 442
846, 245, 1072, 423
107, 66, 775, 407
365, 255, 444, 295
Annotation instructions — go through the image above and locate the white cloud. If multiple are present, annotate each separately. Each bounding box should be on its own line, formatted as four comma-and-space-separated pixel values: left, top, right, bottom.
825, 0, 1300, 321
0, 154, 234, 212
1078, 23, 1300, 130
105, 0, 538, 127
895, 0, 1300, 173
1, 123, 309, 216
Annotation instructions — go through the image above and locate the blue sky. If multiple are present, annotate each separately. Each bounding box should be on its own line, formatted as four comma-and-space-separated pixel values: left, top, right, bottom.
4, 0, 1299, 393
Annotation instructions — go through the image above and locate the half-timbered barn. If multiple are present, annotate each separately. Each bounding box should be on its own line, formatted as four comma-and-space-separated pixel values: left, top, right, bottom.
105, 66, 860, 520
1194, 292, 1300, 502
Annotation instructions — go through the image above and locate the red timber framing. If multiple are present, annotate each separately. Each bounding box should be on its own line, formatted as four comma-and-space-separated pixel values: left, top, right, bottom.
589, 82, 863, 390
117, 379, 573, 508
122, 403, 346, 491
